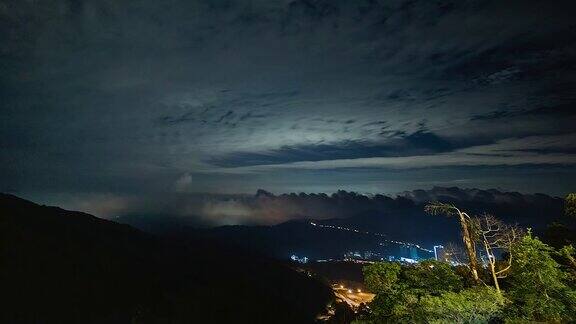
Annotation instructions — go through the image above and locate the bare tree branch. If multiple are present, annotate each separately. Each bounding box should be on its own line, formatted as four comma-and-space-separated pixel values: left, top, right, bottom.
472, 214, 523, 294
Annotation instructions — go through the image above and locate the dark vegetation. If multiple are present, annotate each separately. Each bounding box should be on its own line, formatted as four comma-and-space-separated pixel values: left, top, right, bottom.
0, 194, 333, 323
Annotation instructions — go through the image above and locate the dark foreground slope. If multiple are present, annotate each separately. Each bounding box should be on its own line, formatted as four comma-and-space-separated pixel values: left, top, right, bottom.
0, 194, 333, 324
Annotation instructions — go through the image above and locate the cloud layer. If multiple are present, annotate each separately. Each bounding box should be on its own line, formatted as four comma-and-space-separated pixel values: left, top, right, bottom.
1, 0, 575, 214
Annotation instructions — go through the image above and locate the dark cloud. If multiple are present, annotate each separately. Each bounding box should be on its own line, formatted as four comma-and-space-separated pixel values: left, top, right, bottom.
208, 130, 474, 167
470, 102, 576, 122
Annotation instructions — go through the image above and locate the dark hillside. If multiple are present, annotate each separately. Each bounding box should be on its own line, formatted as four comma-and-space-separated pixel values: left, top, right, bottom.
0, 194, 333, 323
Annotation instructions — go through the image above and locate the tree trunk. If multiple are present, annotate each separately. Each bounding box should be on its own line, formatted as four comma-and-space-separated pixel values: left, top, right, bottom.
458, 212, 480, 283
490, 262, 500, 293
483, 240, 501, 294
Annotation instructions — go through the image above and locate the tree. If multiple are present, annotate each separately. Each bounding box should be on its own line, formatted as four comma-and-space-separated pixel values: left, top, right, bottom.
565, 193, 576, 219
362, 262, 417, 322
419, 286, 504, 324
363, 262, 401, 294
472, 214, 521, 294
361, 261, 502, 323
559, 245, 576, 275
505, 233, 576, 322
542, 194, 576, 251
400, 260, 463, 297
425, 202, 480, 283
362, 261, 464, 323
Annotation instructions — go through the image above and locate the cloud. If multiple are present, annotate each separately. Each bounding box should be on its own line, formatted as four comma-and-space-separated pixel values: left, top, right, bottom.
74, 187, 562, 227
207, 133, 576, 173
175, 173, 193, 192
208, 131, 473, 167
1, 0, 575, 202
199, 199, 255, 225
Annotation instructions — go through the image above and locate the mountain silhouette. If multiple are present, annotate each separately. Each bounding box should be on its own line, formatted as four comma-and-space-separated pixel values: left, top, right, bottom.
0, 194, 333, 323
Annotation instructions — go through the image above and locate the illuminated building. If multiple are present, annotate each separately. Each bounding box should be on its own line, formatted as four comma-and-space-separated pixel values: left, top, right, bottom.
434, 245, 447, 262
290, 254, 308, 264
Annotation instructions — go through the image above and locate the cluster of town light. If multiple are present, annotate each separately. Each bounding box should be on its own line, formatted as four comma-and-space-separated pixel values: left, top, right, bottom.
310, 222, 433, 253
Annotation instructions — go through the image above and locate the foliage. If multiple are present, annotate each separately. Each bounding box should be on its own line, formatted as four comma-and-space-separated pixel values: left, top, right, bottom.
419, 286, 504, 324
363, 277, 503, 323
365, 289, 420, 322
453, 265, 481, 288
543, 222, 576, 248
363, 260, 470, 323
541, 193, 576, 250
566, 193, 576, 219
362, 236, 576, 323
558, 245, 576, 276
361, 262, 420, 322
363, 260, 462, 296
504, 233, 576, 322
400, 259, 463, 296
363, 261, 401, 294
424, 202, 460, 217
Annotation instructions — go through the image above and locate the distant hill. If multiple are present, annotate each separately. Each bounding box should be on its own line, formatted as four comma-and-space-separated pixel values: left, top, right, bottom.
0, 194, 333, 323
118, 187, 565, 260
319, 187, 565, 245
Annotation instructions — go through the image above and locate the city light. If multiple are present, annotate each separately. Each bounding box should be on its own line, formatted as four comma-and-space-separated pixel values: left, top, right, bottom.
290, 254, 308, 264
310, 221, 434, 253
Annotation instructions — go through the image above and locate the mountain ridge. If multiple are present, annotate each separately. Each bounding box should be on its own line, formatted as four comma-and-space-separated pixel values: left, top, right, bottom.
0, 193, 333, 323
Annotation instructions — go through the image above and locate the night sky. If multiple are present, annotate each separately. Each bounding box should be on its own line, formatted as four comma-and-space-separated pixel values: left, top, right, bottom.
2, 0, 575, 221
